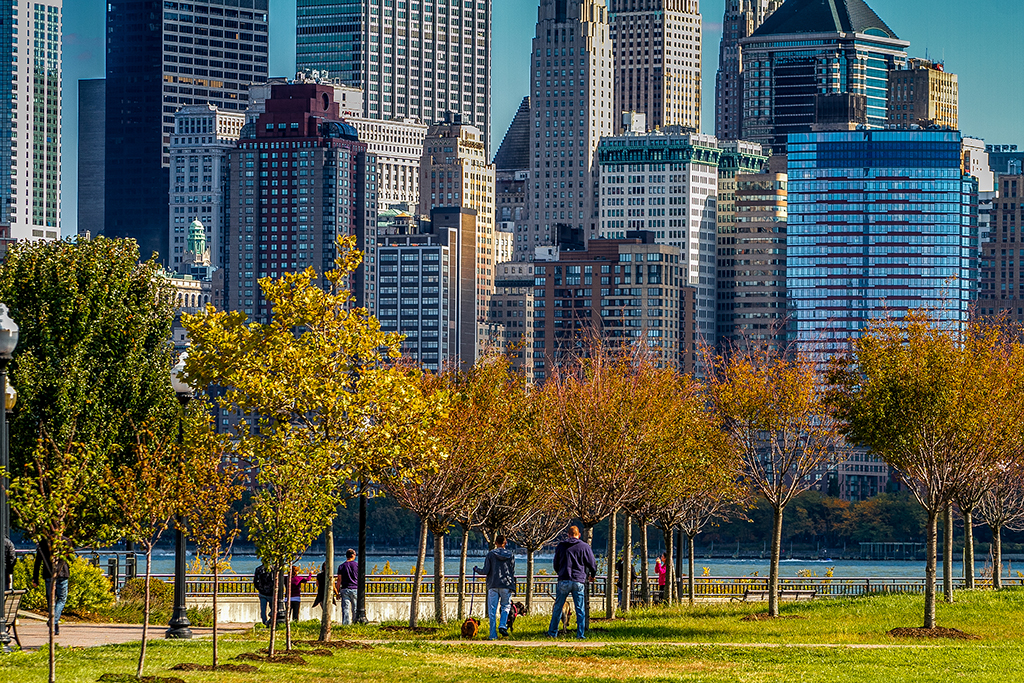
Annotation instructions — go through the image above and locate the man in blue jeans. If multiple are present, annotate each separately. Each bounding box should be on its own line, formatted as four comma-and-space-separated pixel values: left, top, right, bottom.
547, 526, 597, 640
32, 540, 70, 636
473, 534, 516, 639
337, 548, 359, 625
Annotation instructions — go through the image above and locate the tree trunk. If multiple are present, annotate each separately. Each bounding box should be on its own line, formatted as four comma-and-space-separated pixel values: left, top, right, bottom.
137, 547, 152, 678
622, 514, 632, 612
639, 522, 650, 606
992, 522, 1003, 590
582, 524, 594, 632
525, 548, 536, 614
768, 505, 784, 618
687, 533, 696, 605
662, 527, 674, 605
963, 507, 975, 590
605, 509, 617, 620
433, 528, 446, 624
268, 570, 280, 656
924, 508, 938, 629
410, 517, 428, 628
285, 571, 292, 652
48, 569, 56, 683
212, 562, 219, 668
457, 524, 469, 620
320, 524, 334, 641
943, 503, 954, 603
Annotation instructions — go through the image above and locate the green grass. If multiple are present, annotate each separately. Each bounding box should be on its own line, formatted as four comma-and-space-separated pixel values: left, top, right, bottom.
6, 590, 1024, 682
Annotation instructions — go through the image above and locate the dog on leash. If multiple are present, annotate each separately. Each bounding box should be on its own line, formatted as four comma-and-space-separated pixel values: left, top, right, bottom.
506, 601, 527, 633
461, 616, 480, 639
558, 600, 574, 636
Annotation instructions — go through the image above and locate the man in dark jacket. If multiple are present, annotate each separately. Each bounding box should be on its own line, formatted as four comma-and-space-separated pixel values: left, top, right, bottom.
473, 534, 516, 639
336, 549, 359, 625
253, 563, 274, 626
546, 526, 596, 639
32, 540, 70, 635
3, 536, 15, 589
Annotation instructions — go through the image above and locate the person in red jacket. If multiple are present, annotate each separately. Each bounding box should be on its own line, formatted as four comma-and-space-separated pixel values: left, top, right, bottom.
655, 552, 668, 603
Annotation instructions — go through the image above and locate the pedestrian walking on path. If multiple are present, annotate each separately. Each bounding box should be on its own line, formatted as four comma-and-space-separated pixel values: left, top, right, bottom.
473, 535, 516, 640
546, 526, 596, 640
32, 540, 69, 636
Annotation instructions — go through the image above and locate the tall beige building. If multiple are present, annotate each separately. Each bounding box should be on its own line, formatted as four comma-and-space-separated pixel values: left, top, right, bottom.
887, 58, 958, 129
418, 114, 496, 329
523, 0, 616, 259
610, 0, 702, 133
714, 0, 782, 141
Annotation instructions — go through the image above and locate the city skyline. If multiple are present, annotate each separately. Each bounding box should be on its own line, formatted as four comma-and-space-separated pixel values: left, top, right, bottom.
62, 0, 1024, 235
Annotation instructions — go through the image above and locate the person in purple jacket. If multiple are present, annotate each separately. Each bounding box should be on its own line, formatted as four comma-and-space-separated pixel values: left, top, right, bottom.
546, 526, 597, 640
336, 549, 359, 625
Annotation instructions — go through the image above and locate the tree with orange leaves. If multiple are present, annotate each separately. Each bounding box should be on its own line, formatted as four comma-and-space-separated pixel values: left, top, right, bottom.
707, 344, 846, 618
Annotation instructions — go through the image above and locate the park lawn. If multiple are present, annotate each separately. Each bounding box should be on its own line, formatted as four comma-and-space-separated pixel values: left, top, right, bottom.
5, 590, 1024, 682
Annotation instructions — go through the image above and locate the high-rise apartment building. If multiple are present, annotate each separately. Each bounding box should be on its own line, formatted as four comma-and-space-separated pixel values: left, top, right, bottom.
296, 0, 492, 152
717, 155, 787, 349
348, 118, 427, 213
597, 126, 720, 345
488, 233, 685, 383
168, 105, 245, 271
78, 79, 105, 236
979, 175, 1024, 323
523, 0, 616, 258
105, 0, 269, 263
887, 58, 958, 129
714, 0, 782, 141
2, 0, 62, 240
377, 207, 479, 370
609, 0, 702, 132
418, 115, 495, 333
787, 130, 978, 356
225, 82, 376, 320
739, 0, 907, 150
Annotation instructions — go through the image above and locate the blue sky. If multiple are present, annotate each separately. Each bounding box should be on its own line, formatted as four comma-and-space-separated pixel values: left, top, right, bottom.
62, 0, 1024, 234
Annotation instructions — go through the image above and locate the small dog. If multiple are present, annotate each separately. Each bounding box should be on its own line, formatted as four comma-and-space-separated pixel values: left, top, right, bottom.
558, 601, 574, 636
506, 601, 527, 632
461, 616, 480, 639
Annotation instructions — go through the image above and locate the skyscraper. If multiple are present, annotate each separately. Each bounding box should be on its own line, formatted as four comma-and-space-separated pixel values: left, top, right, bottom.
609, 0, 702, 132
78, 79, 105, 236
523, 0, 615, 259
887, 58, 958, 129
296, 0, 491, 152
739, 0, 907, 150
787, 130, 978, 356
2, 0, 62, 240
714, 0, 782, 141
105, 0, 269, 263
225, 82, 376, 320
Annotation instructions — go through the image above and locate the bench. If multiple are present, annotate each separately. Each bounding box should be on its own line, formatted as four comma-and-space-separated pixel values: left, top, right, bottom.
3, 589, 25, 648
739, 589, 817, 602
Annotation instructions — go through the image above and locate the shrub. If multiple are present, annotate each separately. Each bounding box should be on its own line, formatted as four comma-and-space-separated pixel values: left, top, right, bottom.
12, 553, 114, 614
119, 576, 174, 609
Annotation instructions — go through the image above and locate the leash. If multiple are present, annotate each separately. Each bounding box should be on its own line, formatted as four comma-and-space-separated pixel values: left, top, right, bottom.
469, 573, 476, 616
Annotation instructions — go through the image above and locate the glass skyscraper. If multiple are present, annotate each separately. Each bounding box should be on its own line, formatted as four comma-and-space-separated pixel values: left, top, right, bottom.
296, 0, 491, 153
787, 130, 978, 355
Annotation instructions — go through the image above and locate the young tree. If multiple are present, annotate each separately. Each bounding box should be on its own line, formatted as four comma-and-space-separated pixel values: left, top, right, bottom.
506, 499, 568, 614
7, 430, 115, 683
829, 315, 1010, 628
107, 424, 178, 679
184, 237, 444, 643
176, 417, 245, 669
707, 344, 846, 618
977, 461, 1024, 589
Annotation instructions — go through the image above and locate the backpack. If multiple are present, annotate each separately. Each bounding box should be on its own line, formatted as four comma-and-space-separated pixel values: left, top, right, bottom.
253, 565, 274, 596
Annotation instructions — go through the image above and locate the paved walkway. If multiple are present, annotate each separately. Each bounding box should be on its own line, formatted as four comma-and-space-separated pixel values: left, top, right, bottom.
12, 621, 251, 651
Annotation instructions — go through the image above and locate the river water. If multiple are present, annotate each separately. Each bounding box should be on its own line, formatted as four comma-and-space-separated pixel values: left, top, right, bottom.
132, 551, 1014, 580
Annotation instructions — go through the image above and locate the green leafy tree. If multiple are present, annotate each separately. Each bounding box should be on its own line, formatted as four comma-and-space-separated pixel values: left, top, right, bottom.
184, 237, 443, 646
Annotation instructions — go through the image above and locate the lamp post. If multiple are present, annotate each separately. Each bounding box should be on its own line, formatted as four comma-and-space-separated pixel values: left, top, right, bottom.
165, 351, 193, 639
0, 304, 18, 654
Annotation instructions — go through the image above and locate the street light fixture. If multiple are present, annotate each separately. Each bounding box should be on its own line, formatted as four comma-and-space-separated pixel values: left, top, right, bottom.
165, 350, 193, 640
0, 303, 19, 654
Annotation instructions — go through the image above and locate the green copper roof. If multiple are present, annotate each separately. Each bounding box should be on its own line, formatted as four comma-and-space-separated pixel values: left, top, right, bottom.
751, 0, 898, 39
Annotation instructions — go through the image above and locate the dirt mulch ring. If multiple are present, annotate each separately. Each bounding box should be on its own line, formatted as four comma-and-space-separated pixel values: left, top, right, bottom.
234, 652, 308, 664
293, 639, 373, 650
888, 627, 980, 640
170, 663, 260, 673
98, 675, 186, 683
741, 614, 807, 622
380, 626, 440, 635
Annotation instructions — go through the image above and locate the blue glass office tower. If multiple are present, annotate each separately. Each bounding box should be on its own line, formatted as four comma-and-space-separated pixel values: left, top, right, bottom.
787, 130, 978, 354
